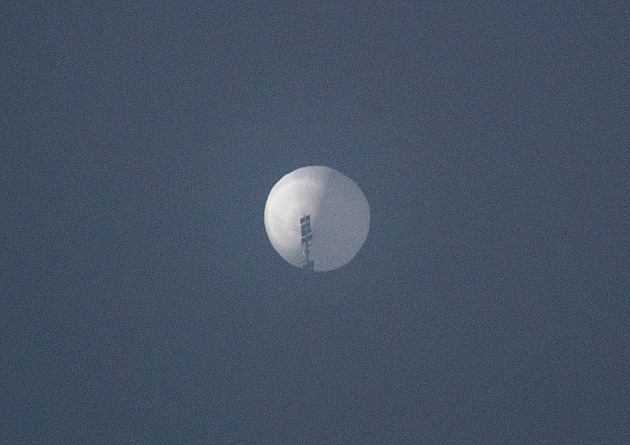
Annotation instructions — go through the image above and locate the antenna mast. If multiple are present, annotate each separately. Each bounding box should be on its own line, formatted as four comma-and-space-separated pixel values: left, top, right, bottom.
300, 215, 314, 271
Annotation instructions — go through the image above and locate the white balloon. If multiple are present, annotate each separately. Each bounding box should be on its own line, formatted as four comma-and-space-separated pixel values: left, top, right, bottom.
264, 166, 370, 272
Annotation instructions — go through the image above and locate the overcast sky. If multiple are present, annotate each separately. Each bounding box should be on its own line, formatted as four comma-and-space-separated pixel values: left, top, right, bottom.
2, 2, 629, 443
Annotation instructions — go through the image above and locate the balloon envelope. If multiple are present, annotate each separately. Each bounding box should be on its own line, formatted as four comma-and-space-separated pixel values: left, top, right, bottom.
264, 166, 370, 272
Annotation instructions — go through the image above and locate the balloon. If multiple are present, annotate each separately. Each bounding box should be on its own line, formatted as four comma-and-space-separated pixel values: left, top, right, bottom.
264, 166, 370, 272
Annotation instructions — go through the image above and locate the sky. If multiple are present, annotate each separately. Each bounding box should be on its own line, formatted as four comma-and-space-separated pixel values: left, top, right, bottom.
2, 2, 629, 443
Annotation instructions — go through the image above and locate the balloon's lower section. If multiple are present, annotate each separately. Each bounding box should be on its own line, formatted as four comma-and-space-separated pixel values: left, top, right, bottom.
264, 166, 370, 272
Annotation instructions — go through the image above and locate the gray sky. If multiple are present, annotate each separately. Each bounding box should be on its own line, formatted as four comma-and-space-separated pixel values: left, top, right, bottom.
2, 2, 629, 443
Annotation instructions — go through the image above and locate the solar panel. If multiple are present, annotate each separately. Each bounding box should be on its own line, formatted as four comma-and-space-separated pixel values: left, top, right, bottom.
300, 215, 314, 270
